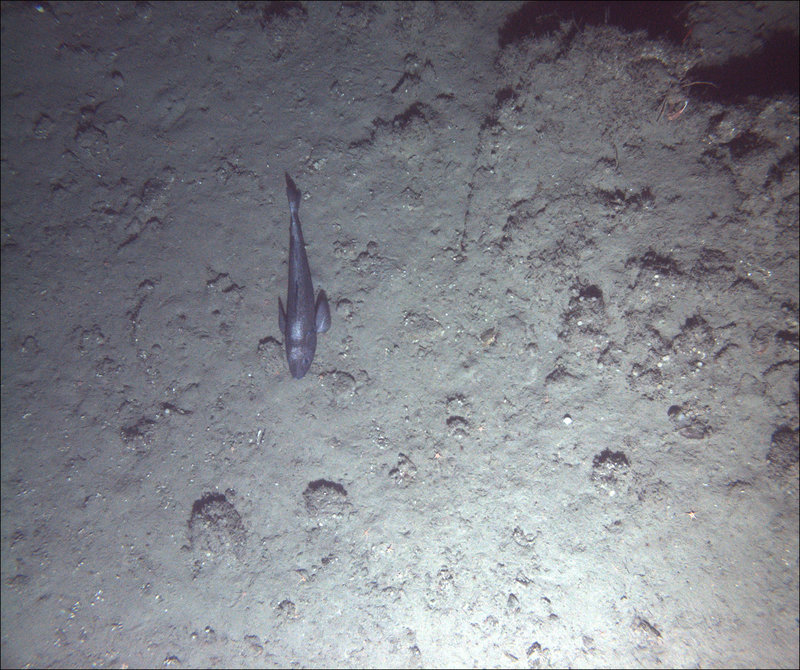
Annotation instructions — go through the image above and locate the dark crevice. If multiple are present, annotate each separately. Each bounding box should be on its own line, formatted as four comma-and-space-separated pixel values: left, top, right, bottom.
686, 30, 800, 103
498, 1, 689, 49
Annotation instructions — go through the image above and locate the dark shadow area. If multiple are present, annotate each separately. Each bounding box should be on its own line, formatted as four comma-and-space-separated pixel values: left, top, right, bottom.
498, 1, 689, 48
686, 30, 800, 102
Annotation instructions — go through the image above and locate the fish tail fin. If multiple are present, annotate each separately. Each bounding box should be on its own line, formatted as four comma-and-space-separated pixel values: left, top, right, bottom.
285, 172, 301, 216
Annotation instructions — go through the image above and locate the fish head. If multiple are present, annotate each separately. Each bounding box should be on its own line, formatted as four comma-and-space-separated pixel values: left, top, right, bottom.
286, 334, 317, 379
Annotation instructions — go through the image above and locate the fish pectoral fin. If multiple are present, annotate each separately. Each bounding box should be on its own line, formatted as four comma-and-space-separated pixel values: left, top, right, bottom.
315, 290, 331, 333
278, 297, 287, 335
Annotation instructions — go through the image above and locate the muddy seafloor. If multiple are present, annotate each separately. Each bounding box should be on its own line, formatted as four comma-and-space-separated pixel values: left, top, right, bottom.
1, 2, 798, 668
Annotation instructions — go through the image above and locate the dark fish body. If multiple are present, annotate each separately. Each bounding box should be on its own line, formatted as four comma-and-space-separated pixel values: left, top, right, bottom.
278, 173, 330, 378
